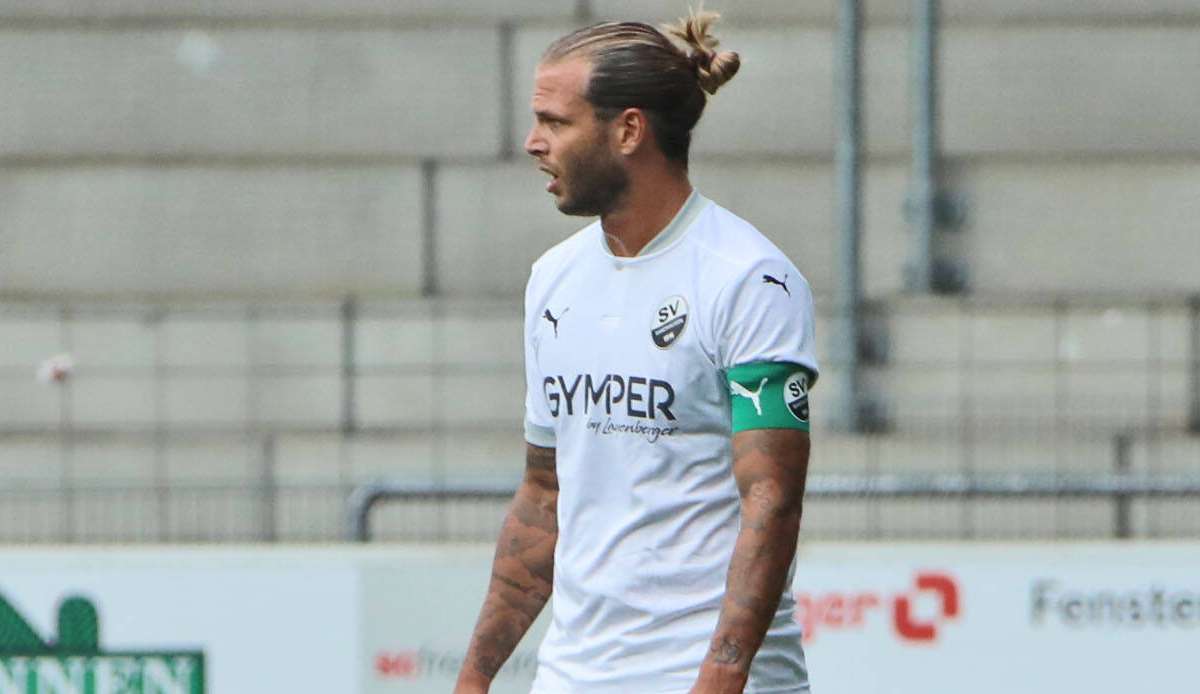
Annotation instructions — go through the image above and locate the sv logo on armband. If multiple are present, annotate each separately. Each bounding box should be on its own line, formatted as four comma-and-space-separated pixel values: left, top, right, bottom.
784, 371, 810, 422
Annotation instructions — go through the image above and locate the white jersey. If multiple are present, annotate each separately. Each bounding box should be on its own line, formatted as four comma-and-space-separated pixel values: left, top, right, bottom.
524, 191, 818, 694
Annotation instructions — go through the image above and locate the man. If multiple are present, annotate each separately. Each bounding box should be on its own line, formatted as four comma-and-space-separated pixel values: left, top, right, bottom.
455, 11, 818, 694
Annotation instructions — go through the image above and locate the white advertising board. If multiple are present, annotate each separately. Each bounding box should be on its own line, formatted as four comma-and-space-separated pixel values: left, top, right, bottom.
0, 549, 362, 694
359, 548, 547, 694
0, 543, 1196, 693
788, 543, 1197, 694
356, 542, 1200, 694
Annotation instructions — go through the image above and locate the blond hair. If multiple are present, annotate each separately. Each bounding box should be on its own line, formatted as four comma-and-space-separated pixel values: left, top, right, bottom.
662, 8, 740, 95
542, 8, 740, 164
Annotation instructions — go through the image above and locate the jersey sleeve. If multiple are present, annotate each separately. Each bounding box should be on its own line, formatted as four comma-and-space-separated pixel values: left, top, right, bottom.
713, 258, 819, 432
523, 270, 557, 448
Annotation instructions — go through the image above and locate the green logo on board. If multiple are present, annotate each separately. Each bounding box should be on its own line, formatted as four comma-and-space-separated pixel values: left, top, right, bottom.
0, 593, 205, 693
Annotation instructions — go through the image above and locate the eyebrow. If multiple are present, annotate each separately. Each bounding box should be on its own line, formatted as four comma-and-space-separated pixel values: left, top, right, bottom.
534, 110, 569, 122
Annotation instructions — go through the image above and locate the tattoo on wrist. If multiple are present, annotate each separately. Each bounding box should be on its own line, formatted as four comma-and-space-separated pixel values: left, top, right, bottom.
472, 650, 505, 679
709, 635, 744, 665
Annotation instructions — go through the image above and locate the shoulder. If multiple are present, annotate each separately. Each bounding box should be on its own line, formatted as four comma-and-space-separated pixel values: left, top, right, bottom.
526, 220, 599, 298
688, 198, 811, 301
688, 200, 820, 375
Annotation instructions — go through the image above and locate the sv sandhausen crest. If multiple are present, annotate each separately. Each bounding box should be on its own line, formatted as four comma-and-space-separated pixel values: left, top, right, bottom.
651, 295, 689, 348
784, 370, 810, 422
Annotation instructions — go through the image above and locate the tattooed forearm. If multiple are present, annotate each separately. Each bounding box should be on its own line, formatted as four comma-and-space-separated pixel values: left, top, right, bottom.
456, 445, 558, 689
696, 430, 809, 688
709, 635, 745, 665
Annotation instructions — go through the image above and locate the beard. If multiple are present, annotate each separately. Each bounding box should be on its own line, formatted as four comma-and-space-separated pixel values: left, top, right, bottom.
554, 133, 629, 217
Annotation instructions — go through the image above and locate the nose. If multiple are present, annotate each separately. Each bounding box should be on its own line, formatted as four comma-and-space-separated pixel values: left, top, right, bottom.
524, 124, 547, 158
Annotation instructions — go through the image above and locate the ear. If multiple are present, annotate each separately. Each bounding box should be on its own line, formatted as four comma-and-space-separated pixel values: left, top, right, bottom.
613, 108, 649, 156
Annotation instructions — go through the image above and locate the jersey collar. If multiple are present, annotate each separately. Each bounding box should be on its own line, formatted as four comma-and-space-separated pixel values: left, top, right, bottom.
599, 189, 710, 264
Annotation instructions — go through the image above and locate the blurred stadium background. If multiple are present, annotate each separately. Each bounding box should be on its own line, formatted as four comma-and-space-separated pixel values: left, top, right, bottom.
1, 0, 1198, 549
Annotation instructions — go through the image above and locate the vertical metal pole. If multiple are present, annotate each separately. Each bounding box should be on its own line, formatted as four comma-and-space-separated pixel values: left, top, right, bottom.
421, 159, 439, 298
909, 0, 939, 292
1188, 295, 1200, 433
1113, 433, 1132, 539
246, 305, 259, 431
60, 305, 76, 542
835, 0, 863, 432
347, 486, 380, 543
498, 21, 516, 160
340, 296, 357, 434
152, 307, 169, 542
261, 434, 278, 542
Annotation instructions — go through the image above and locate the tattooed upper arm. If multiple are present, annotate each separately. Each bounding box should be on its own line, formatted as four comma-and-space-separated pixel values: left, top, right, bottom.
730, 429, 810, 515
525, 443, 558, 493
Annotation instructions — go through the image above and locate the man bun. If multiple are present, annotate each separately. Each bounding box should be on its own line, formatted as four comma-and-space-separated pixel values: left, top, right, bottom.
663, 9, 740, 95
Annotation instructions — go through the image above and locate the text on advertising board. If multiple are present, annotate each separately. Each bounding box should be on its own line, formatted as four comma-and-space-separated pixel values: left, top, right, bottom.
794, 571, 961, 644
1032, 580, 1200, 628
375, 647, 538, 683
0, 593, 204, 694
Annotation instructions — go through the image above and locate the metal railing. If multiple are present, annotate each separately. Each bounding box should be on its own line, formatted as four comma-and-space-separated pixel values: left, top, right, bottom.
347, 471, 1200, 543
1, 426, 1197, 544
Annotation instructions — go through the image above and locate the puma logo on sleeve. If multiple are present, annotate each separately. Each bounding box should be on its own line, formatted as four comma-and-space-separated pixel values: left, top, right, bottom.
543, 307, 569, 338
762, 273, 790, 296
729, 377, 769, 416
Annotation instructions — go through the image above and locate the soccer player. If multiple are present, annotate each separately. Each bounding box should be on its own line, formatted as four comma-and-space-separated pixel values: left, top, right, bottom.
454, 10, 818, 694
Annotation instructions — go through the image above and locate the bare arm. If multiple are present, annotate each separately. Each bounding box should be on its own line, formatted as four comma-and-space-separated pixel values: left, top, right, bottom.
454, 443, 558, 693
692, 429, 810, 693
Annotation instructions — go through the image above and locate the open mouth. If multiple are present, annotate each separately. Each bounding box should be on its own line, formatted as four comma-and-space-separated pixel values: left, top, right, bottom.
539, 165, 560, 193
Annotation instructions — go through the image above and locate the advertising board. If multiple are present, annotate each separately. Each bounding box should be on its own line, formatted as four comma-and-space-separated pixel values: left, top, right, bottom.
0, 543, 1195, 693
358, 543, 1200, 693
0, 549, 360, 694
788, 543, 1197, 693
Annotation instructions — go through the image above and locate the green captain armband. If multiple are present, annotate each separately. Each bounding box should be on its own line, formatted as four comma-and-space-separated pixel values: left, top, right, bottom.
726, 362, 813, 433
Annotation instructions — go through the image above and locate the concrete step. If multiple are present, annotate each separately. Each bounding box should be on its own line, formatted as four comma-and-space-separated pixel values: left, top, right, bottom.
0, 29, 502, 157
514, 24, 1200, 158
0, 0, 576, 21
2, 23, 1195, 160
0, 167, 423, 295
2, 159, 1197, 298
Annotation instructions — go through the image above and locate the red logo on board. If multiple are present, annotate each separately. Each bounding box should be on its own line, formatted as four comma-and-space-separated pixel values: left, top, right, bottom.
375, 651, 420, 679
794, 571, 961, 644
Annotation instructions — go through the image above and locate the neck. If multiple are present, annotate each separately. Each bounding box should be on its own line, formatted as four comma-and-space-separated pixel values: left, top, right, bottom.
600, 168, 693, 258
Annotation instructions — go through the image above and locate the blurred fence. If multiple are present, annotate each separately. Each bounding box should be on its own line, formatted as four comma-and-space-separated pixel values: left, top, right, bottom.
1, 428, 1198, 544
1, 296, 1198, 543
2, 295, 1197, 433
